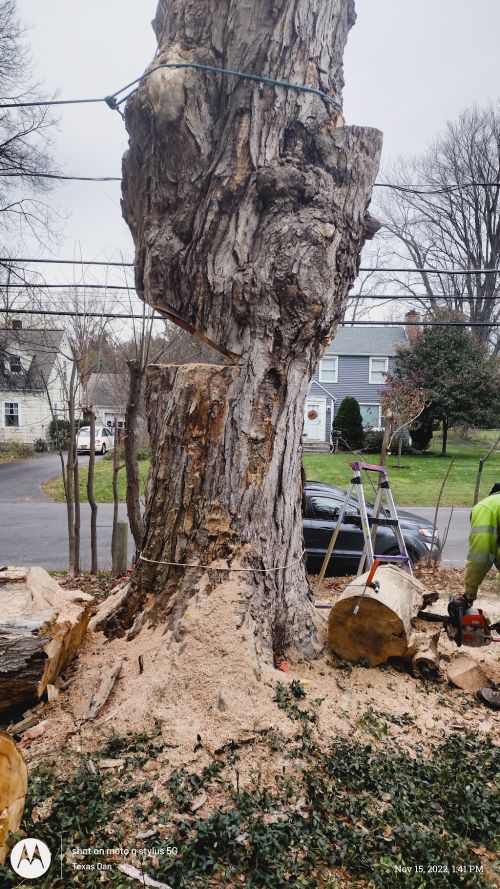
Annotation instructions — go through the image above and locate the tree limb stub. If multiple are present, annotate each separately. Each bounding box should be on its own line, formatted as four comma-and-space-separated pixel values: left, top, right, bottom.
118, 1, 382, 659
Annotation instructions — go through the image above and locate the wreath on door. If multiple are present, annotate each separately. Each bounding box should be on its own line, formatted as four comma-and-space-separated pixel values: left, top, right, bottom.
307, 409, 318, 420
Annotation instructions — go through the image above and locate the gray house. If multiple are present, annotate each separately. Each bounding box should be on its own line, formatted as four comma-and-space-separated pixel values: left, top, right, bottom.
303, 324, 411, 447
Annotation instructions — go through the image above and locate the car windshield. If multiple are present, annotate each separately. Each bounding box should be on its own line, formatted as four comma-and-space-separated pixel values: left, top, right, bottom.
78, 427, 90, 437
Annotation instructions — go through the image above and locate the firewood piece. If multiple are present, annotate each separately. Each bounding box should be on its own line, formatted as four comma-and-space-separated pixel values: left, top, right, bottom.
0, 567, 93, 713
0, 732, 28, 865
447, 656, 489, 693
408, 629, 441, 676
328, 566, 439, 667
84, 659, 123, 722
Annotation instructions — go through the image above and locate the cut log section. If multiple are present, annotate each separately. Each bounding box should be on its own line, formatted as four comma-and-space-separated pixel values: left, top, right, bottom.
0, 732, 28, 865
328, 565, 440, 669
0, 567, 94, 713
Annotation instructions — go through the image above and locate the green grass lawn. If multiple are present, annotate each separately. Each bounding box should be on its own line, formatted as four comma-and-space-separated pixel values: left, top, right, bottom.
304, 438, 500, 507
43, 458, 150, 503
43, 434, 499, 507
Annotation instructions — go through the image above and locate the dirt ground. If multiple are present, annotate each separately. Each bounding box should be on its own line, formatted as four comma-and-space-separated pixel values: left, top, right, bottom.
7, 564, 498, 775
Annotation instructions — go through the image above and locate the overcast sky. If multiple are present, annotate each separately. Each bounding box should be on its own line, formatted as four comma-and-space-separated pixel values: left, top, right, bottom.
15, 0, 500, 287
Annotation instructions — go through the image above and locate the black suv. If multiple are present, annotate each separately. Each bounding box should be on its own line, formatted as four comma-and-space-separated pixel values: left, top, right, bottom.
303, 481, 441, 576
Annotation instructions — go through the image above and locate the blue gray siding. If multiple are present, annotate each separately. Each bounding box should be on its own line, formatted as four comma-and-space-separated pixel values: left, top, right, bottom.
309, 355, 397, 442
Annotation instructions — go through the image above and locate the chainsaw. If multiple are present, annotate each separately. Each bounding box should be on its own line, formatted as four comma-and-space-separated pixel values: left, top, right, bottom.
420, 594, 500, 648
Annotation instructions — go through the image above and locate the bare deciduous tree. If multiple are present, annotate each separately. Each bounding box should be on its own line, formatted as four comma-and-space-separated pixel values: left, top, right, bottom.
377, 105, 500, 354
0, 0, 57, 250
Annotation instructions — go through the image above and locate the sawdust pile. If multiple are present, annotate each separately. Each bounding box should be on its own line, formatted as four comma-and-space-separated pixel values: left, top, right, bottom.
19, 565, 499, 773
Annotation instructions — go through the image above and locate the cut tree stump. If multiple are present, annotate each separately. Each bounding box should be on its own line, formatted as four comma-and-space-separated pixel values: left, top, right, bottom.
0, 567, 94, 713
328, 565, 440, 669
0, 732, 28, 865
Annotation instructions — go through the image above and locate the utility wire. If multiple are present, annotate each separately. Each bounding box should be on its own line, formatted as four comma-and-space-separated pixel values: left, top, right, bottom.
0, 172, 122, 182
1, 284, 499, 301
2, 283, 135, 291
373, 181, 500, 195
1, 307, 498, 327
0, 257, 134, 267
0, 307, 164, 321
0, 172, 499, 193
1, 258, 500, 276
0, 62, 341, 112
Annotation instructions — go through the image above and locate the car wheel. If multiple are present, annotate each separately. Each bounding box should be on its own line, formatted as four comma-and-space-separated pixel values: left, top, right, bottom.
100, 443, 106, 455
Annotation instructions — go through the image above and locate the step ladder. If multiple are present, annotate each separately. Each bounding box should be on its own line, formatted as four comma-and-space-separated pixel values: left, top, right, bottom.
315, 461, 412, 592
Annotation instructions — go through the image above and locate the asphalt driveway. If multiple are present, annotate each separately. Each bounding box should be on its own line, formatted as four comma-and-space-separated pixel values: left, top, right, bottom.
0, 455, 470, 572
0, 453, 133, 570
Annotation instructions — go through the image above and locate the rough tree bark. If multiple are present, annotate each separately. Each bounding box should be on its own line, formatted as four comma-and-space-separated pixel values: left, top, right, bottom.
124, 360, 144, 552
115, 0, 382, 660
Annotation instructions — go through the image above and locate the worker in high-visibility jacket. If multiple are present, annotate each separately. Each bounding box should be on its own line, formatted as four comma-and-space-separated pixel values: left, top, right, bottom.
464, 483, 500, 599
464, 483, 500, 711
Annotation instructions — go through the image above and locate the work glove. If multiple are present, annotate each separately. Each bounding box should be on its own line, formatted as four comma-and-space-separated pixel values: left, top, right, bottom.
462, 592, 477, 608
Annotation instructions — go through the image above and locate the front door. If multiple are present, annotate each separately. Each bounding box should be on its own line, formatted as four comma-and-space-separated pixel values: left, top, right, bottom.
304, 399, 326, 441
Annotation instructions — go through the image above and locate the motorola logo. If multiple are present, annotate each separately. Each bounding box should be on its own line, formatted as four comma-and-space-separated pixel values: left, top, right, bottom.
10, 838, 52, 879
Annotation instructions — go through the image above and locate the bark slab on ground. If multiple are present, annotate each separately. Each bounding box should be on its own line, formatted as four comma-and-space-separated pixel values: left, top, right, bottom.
116, 0, 382, 660
0, 567, 94, 712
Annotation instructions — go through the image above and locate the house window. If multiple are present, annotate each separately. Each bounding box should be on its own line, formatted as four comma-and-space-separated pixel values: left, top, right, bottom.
319, 356, 338, 383
9, 355, 22, 374
4, 402, 20, 427
359, 404, 382, 429
62, 360, 68, 383
369, 357, 389, 384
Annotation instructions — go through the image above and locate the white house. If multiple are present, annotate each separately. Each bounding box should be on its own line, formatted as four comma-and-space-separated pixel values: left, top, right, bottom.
0, 321, 74, 444
87, 373, 126, 429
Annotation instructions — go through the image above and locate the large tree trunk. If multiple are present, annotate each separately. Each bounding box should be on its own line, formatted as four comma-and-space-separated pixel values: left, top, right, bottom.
117, 0, 382, 660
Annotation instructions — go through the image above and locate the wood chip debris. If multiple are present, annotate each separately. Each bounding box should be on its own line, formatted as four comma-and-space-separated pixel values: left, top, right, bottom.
116, 862, 174, 888
84, 658, 123, 721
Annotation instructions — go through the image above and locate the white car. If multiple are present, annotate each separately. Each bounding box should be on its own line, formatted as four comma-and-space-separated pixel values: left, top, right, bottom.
77, 425, 114, 455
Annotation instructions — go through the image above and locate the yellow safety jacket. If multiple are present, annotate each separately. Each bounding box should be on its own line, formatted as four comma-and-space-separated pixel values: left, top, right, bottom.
464, 493, 500, 596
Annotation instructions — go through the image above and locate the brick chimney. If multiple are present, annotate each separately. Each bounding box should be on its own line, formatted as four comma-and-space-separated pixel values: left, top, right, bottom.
12, 318, 22, 330
405, 310, 420, 343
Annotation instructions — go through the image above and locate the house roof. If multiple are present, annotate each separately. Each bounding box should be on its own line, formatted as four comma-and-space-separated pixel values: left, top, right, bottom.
0, 327, 65, 391
325, 326, 408, 356
88, 373, 126, 409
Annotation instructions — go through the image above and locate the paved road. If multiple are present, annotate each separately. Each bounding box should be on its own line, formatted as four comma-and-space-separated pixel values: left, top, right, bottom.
0, 453, 134, 570
406, 506, 470, 568
0, 456, 471, 571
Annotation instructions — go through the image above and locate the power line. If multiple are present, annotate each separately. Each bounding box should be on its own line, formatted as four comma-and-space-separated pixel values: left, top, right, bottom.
0, 257, 134, 267
0, 172, 121, 182
3, 283, 134, 291
1, 284, 499, 301
347, 294, 500, 302
0, 307, 164, 321
373, 181, 500, 195
0, 63, 341, 112
359, 267, 500, 275
0, 172, 499, 193
1, 257, 499, 276
1, 307, 498, 327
